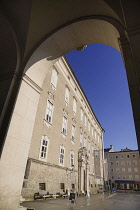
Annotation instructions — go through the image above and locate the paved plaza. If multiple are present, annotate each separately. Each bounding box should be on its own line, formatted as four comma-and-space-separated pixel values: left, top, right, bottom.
21, 192, 140, 210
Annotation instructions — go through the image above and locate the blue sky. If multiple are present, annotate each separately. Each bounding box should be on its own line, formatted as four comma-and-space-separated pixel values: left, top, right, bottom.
66, 44, 138, 152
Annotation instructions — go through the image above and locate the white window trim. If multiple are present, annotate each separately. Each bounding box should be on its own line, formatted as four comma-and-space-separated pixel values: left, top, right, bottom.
84, 114, 87, 127
62, 116, 67, 135
45, 100, 54, 124
39, 135, 49, 161
65, 86, 70, 104
50, 68, 58, 89
88, 120, 90, 132
70, 151, 74, 167
84, 137, 86, 147
80, 133, 82, 147
81, 108, 83, 122
73, 97, 77, 113
88, 142, 90, 153
71, 125, 75, 141
59, 146, 65, 166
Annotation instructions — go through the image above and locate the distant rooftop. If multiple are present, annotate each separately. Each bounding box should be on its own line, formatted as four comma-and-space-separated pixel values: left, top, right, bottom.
104, 146, 138, 153
104, 145, 114, 152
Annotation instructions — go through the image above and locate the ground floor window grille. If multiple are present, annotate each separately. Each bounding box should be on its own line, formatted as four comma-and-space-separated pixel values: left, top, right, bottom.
39, 183, 46, 190
60, 183, 65, 189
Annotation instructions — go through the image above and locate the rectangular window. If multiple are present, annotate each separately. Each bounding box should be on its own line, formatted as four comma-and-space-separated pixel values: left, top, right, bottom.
95, 130, 97, 139
128, 168, 131, 173
92, 145, 94, 156
111, 168, 114, 173
71, 125, 75, 141
60, 146, 65, 165
112, 176, 114, 180
60, 183, 65, 189
116, 161, 119, 166
39, 183, 46, 190
88, 142, 90, 153
127, 161, 131, 166
65, 87, 69, 104
84, 137, 86, 147
80, 133, 82, 147
116, 168, 120, 172
73, 98, 76, 113
97, 135, 99, 143
40, 137, 48, 159
70, 151, 74, 167
93, 164, 94, 174
71, 184, 75, 189
62, 117, 67, 135
127, 154, 130, 158
133, 160, 137, 165
46, 101, 53, 123
81, 109, 83, 122
84, 115, 87, 127
116, 155, 119, 159
134, 168, 138, 172
121, 161, 125, 166
129, 175, 133, 180
135, 175, 139, 180
122, 168, 125, 172
51, 68, 58, 88
117, 175, 120, 179
88, 120, 90, 132
121, 155, 124, 159
111, 162, 113, 165
91, 127, 93, 136
123, 175, 126, 180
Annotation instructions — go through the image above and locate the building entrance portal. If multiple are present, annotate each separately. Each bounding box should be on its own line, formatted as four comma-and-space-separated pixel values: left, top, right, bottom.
78, 147, 89, 195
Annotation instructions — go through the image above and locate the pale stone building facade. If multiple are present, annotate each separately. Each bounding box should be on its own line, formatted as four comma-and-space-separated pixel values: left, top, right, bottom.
104, 146, 140, 190
21, 56, 104, 199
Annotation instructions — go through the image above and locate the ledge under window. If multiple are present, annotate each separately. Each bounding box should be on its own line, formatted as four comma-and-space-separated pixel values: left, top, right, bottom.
43, 119, 52, 128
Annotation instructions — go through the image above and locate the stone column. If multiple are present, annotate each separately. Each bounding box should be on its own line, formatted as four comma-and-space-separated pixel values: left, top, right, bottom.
81, 164, 84, 193
0, 75, 41, 210
119, 29, 140, 150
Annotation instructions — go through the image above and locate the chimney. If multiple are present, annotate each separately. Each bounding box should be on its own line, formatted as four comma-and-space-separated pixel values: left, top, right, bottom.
110, 145, 113, 149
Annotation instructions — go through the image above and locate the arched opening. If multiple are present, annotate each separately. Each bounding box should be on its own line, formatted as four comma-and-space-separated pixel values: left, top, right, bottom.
0, 17, 138, 209
66, 44, 137, 150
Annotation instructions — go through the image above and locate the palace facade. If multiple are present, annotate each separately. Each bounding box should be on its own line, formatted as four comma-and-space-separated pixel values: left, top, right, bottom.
104, 146, 140, 191
21, 56, 104, 199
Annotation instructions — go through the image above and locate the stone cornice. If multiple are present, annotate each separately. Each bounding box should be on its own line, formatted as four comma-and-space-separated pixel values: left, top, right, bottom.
23, 74, 42, 94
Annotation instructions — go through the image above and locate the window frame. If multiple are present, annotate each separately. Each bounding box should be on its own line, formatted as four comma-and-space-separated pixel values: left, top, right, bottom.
39, 183, 46, 191
70, 151, 74, 167
39, 136, 49, 160
59, 146, 65, 165
71, 125, 75, 141
51, 68, 58, 88
65, 86, 70, 104
80, 133, 82, 147
73, 97, 77, 113
45, 100, 53, 124
84, 137, 86, 147
62, 116, 67, 135
88, 142, 90, 153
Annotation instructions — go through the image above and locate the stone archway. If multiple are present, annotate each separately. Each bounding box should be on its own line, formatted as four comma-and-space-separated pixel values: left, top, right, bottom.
1, 1, 140, 209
